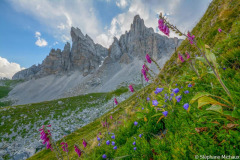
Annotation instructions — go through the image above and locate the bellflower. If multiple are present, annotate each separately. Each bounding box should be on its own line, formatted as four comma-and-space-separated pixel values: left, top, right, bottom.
176, 95, 182, 102
112, 141, 115, 146
173, 88, 179, 94
102, 154, 107, 159
106, 140, 110, 145
170, 93, 174, 97
97, 136, 101, 141
114, 98, 118, 105
111, 135, 115, 139
129, 85, 134, 92
134, 147, 137, 150
152, 100, 158, 106
133, 141, 136, 145
145, 54, 152, 63
142, 107, 144, 110
184, 90, 189, 94
155, 88, 164, 93
134, 121, 138, 126
183, 103, 189, 110
113, 146, 117, 150
147, 97, 150, 101
188, 84, 192, 87
139, 134, 143, 138
74, 145, 82, 157
162, 111, 168, 117
98, 143, 101, 146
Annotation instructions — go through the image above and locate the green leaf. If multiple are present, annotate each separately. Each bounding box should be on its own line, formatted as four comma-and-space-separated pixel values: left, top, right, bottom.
196, 57, 207, 65
206, 105, 223, 114
205, 49, 218, 68
190, 92, 211, 104
232, 107, 240, 118
136, 112, 145, 119
198, 96, 228, 109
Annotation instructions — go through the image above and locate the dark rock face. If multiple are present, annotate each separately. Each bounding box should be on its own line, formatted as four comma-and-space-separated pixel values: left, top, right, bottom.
12, 15, 182, 80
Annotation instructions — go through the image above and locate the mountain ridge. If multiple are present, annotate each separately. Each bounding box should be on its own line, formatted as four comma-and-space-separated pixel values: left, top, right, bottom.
12, 15, 181, 80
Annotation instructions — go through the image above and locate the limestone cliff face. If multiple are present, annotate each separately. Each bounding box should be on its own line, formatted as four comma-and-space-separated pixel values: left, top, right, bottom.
12, 15, 182, 80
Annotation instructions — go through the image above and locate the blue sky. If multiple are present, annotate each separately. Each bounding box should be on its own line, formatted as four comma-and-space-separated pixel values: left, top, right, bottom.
0, 0, 212, 78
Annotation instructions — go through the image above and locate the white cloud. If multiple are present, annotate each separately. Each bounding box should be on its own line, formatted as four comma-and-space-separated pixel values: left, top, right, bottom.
97, 0, 211, 47
8, 0, 211, 48
8, 0, 102, 44
116, 0, 128, 8
35, 31, 41, 37
35, 31, 48, 47
0, 57, 25, 79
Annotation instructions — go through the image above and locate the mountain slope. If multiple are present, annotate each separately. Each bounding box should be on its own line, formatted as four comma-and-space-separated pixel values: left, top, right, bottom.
27, 0, 240, 159
8, 15, 181, 106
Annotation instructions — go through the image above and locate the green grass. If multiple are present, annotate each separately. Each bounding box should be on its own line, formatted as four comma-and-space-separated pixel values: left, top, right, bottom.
14, 0, 240, 159
0, 86, 11, 99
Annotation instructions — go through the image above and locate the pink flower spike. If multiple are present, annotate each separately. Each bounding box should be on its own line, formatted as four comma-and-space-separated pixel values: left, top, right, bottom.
110, 115, 113, 119
218, 28, 222, 32
74, 145, 82, 157
129, 85, 134, 92
145, 54, 152, 63
187, 32, 195, 45
47, 125, 51, 127
186, 52, 190, 59
178, 53, 185, 63
83, 139, 87, 148
114, 98, 118, 105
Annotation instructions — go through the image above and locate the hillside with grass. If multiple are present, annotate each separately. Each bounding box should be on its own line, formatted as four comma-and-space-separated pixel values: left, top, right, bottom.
2, 0, 239, 159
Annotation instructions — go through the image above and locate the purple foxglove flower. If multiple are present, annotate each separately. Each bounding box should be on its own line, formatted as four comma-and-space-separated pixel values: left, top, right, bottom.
112, 141, 115, 145
147, 97, 150, 101
184, 90, 189, 94
134, 121, 138, 126
218, 28, 222, 32
145, 54, 152, 63
134, 147, 137, 150
188, 84, 192, 87
178, 53, 185, 63
133, 141, 136, 145
129, 85, 134, 92
162, 111, 168, 117
60, 142, 68, 152
113, 146, 117, 150
152, 100, 158, 106
106, 140, 110, 145
102, 154, 107, 159
82, 139, 87, 148
111, 135, 115, 139
187, 32, 195, 45
114, 98, 118, 105
183, 103, 189, 110
176, 95, 182, 102
74, 145, 82, 157
173, 88, 179, 94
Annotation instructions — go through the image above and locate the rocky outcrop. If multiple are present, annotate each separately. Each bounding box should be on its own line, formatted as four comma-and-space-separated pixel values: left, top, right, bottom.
12, 15, 181, 80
